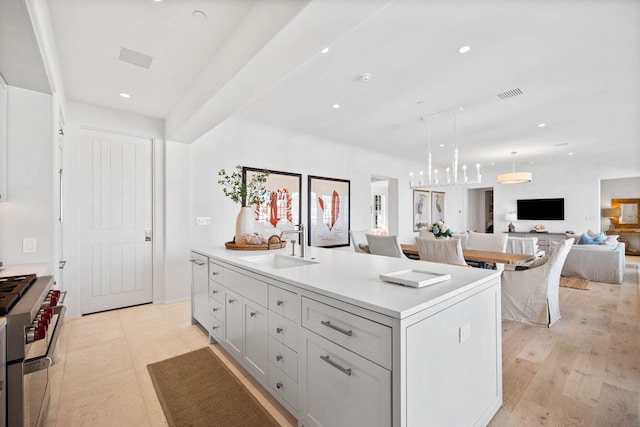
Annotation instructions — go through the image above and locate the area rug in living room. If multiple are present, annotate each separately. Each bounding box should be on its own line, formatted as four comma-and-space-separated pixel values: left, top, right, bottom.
147, 347, 279, 427
559, 276, 590, 290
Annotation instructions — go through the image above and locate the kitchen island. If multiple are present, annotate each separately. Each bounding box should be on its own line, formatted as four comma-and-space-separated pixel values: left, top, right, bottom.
191, 246, 502, 427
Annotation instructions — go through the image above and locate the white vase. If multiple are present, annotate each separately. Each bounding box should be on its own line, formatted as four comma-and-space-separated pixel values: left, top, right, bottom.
235, 206, 255, 244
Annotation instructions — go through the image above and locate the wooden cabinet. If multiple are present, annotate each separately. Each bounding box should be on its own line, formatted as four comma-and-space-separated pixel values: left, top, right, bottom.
507, 231, 566, 254
609, 229, 640, 255
189, 252, 209, 330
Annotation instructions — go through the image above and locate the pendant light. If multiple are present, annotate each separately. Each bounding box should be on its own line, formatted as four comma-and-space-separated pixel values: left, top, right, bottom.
498, 151, 532, 184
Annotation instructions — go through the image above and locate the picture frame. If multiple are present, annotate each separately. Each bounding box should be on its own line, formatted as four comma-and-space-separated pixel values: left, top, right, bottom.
308, 175, 350, 247
431, 191, 445, 223
243, 167, 302, 241
413, 190, 430, 231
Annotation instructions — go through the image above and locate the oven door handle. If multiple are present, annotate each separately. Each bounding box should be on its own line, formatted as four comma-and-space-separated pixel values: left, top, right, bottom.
23, 304, 66, 374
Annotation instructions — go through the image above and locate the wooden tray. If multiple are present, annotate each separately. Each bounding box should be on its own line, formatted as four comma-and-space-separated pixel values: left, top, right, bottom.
224, 240, 287, 251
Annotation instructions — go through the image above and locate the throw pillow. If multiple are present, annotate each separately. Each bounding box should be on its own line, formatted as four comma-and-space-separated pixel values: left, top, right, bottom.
578, 233, 604, 245
565, 233, 580, 244
586, 229, 597, 239
603, 235, 619, 247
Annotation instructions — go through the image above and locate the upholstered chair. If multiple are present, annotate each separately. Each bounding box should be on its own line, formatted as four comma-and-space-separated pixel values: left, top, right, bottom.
466, 231, 508, 252
349, 230, 370, 253
501, 238, 574, 327
365, 234, 404, 258
415, 237, 468, 266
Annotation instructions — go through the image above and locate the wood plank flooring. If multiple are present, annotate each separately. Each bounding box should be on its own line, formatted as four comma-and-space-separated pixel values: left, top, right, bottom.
489, 258, 640, 427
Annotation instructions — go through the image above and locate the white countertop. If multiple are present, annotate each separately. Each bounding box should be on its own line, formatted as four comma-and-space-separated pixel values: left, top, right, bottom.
0, 262, 54, 278
193, 246, 500, 320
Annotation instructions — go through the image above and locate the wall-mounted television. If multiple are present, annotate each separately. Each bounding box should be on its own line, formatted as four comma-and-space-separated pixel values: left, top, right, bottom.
517, 198, 564, 221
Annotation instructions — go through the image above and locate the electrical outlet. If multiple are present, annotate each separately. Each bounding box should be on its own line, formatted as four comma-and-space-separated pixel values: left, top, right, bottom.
23, 237, 37, 253
196, 217, 211, 226
459, 323, 471, 343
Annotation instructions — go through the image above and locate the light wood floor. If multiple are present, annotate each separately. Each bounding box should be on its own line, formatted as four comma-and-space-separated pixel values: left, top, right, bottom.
46, 257, 640, 426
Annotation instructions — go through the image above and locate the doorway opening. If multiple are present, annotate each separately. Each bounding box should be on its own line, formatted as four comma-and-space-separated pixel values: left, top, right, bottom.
467, 187, 494, 233
371, 176, 398, 236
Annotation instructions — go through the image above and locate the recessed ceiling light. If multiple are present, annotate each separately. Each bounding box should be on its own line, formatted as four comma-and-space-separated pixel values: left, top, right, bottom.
568, 152, 574, 156
538, 123, 546, 127
332, 104, 340, 109
119, 92, 131, 98
152, 0, 162, 2
321, 47, 329, 54
439, 144, 445, 147
458, 46, 471, 54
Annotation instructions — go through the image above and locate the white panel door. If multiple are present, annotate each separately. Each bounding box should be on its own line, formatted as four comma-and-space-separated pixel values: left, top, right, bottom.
80, 130, 153, 314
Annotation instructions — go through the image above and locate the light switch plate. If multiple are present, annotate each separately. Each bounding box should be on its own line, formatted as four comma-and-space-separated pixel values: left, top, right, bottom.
459, 323, 471, 343
23, 237, 37, 253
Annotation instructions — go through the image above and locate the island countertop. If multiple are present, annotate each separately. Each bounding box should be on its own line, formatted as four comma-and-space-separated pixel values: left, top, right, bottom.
192, 246, 500, 320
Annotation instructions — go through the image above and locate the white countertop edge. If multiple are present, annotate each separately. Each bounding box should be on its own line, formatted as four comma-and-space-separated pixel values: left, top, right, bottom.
193, 246, 501, 320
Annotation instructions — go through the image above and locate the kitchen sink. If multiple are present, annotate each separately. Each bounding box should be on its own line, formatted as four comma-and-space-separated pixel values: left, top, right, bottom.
240, 254, 319, 269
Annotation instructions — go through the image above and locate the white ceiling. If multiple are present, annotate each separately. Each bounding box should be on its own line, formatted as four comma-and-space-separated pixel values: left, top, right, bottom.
4, 0, 640, 174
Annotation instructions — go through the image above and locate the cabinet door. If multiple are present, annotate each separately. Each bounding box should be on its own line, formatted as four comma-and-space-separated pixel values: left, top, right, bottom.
190, 252, 209, 330
224, 288, 243, 358
300, 330, 391, 427
243, 299, 268, 381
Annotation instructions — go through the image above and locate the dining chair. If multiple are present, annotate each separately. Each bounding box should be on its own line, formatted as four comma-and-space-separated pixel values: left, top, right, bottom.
365, 234, 403, 258
466, 231, 508, 269
501, 238, 574, 327
506, 236, 543, 257
415, 237, 468, 266
349, 230, 370, 253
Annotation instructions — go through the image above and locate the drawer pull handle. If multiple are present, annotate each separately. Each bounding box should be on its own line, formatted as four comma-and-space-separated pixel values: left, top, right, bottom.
250, 312, 256, 317
211, 290, 218, 294
211, 326, 218, 330
228, 298, 236, 304
320, 355, 352, 376
276, 355, 283, 361
211, 271, 219, 276
276, 327, 283, 334
212, 308, 218, 312
276, 382, 283, 389
320, 320, 353, 337
189, 259, 205, 266
276, 299, 284, 306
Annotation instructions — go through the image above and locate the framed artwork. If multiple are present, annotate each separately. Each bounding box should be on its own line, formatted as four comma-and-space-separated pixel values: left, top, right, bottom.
431, 191, 445, 223
243, 167, 302, 241
413, 190, 430, 231
308, 175, 350, 247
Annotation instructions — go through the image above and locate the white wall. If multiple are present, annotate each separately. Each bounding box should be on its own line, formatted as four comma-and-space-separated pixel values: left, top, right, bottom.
188, 117, 423, 252
0, 86, 53, 265
62, 101, 166, 317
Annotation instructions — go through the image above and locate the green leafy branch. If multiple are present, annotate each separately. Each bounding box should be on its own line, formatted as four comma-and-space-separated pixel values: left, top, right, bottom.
217, 165, 270, 207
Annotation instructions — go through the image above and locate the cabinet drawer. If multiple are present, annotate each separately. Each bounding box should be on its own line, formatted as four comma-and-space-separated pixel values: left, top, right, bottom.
209, 281, 224, 302
268, 311, 298, 351
210, 315, 224, 342
301, 297, 392, 369
300, 330, 390, 427
209, 261, 224, 283
268, 362, 298, 411
268, 336, 298, 381
269, 285, 299, 322
225, 269, 268, 307
209, 297, 224, 322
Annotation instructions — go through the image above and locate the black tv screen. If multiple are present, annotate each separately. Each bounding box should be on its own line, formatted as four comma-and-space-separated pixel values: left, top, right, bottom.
517, 198, 564, 221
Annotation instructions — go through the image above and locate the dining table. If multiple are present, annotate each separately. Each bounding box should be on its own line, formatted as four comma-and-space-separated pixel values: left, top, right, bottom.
400, 244, 535, 265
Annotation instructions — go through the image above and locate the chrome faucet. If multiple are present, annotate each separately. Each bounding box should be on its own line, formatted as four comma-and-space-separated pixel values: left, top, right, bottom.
280, 224, 306, 258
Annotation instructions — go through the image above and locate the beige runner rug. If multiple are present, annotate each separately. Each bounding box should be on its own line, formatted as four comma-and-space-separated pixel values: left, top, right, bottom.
559, 276, 590, 290
147, 347, 279, 427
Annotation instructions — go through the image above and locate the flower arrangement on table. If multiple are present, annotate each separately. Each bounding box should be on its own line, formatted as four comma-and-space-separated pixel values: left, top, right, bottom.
427, 220, 452, 239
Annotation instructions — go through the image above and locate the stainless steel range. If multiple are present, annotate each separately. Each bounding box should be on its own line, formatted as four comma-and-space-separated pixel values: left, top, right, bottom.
1, 274, 65, 427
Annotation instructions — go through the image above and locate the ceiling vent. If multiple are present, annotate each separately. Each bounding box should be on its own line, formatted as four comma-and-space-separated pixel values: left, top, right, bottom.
119, 47, 153, 69
497, 88, 523, 100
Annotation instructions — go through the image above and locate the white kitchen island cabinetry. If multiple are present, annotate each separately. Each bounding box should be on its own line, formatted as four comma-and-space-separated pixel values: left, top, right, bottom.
192, 247, 503, 426
189, 252, 209, 331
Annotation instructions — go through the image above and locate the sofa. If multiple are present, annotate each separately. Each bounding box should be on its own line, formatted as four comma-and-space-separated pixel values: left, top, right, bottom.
561, 241, 625, 284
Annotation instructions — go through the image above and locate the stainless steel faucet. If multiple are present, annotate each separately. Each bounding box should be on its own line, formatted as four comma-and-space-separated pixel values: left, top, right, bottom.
280, 224, 306, 258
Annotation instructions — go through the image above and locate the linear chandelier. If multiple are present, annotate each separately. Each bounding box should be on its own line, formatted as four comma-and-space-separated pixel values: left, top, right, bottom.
497, 151, 532, 184
409, 108, 481, 189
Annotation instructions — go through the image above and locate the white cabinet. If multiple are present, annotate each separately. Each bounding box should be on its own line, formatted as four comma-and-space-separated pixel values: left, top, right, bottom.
300, 328, 391, 427
0, 77, 7, 201
224, 287, 243, 359
299, 297, 392, 427
243, 298, 269, 381
189, 252, 209, 330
